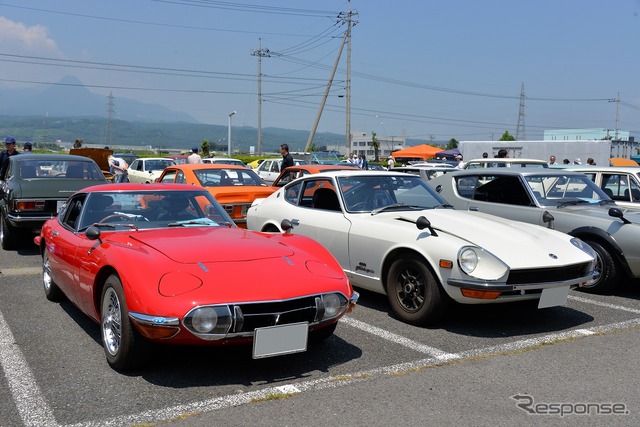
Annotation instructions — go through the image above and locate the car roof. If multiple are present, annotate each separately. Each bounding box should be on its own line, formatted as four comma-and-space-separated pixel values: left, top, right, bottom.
165, 163, 249, 171
77, 183, 208, 193
465, 158, 548, 164
571, 166, 640, 173
11, 153, 98, 162
448, 168, 587, 177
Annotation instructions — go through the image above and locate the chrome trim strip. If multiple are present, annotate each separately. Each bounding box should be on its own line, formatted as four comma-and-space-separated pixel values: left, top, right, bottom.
446, 274, 594, 292
128, 311, 180, 327
6, 213, 56, 222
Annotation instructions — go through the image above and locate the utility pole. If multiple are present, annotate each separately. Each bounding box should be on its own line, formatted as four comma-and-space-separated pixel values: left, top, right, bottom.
251, 39, 270, 155
340, 1, 358, 154
106, 91, 115, 147
515, 82, 526, 141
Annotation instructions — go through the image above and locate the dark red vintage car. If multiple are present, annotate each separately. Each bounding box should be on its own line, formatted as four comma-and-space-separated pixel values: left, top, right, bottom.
34, 183, 357, 371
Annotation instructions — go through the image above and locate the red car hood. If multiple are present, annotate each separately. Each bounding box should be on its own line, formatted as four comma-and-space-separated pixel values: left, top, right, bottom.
126, 227, 294, 263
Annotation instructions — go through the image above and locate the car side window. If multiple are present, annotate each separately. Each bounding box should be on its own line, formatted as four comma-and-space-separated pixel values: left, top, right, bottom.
160, 170, 176, 183
270, 161, 280, 173
284, 181, 302, 205
469, 175, 533, 206
60, 195, 87, 231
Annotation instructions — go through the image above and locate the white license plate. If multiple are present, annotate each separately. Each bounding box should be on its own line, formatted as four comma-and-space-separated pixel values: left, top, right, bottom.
538, 285, 570, 309
56, 201, 65, 213
253, 322, 308, 359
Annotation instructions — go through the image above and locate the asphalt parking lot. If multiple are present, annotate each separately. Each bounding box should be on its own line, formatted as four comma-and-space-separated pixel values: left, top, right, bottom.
2, 244, 640, 426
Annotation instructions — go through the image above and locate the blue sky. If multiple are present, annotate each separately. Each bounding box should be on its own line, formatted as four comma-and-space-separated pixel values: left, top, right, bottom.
1, 0, 639, 143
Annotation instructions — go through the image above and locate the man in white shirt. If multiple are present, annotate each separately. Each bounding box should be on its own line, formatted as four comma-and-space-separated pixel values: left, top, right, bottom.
108, 155, 128, 183
387, 156, 395, 170
187, 147, 203, 164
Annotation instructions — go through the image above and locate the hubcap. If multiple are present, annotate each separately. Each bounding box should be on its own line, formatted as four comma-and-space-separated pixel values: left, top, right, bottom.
583, 252, 603, 289
43, 255, 52, 292
102, 288, 122, 357
396, 268, 425, 312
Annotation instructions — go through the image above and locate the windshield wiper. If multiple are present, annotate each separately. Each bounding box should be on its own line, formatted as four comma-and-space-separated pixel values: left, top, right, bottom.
434, 203, 454, 209
557, 199, 590, 208
372, 203, 424, 215
167, 218, 219, 227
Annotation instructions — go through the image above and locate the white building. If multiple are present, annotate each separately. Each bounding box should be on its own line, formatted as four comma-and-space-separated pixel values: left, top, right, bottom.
350, 130, 406, 160
543, 128, 630, 141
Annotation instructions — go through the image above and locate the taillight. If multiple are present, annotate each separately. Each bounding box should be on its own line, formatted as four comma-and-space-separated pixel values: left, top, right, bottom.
14, 200, 46, 212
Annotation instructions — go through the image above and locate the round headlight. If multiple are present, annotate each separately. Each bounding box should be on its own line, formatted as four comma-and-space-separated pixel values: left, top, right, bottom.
459, 248, 479, 274
191, 307, 218, 333
323, 293, 342, 318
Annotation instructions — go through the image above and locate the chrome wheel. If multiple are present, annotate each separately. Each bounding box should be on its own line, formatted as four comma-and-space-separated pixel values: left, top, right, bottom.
43, 248, 63, 301
102, 287, 122, 357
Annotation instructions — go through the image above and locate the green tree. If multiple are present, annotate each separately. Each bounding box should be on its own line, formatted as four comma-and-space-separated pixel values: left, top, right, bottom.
499, 131, 515, 141
371, 131, 380, 162
201, 139, 210, 157
446, 138, 458, 149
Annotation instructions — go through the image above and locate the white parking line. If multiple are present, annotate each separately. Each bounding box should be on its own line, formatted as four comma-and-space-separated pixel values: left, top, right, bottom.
568, 295, 640, 314
0, 310, 59, 427
66, 317, 640, 427
341, 317, 457, 361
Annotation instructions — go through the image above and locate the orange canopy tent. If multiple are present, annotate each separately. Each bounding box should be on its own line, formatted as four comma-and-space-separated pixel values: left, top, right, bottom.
610, 157, 638, 166
391, 144, 442, 161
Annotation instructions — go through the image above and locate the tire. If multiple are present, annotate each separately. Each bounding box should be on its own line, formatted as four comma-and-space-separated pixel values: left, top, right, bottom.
43, 248, 64, 302
580, 240, 620, 294
100, 274, 148, 370
310, 321, 338, 342
386, 254, 445, 325
1, 213, 18, 250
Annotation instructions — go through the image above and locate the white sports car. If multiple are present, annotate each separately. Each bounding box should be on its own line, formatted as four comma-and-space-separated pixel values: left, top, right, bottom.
247, 171, 597, 325
127, 158, 176, 184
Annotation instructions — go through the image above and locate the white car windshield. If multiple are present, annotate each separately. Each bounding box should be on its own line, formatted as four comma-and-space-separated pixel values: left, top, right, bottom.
338, 175, 449, 213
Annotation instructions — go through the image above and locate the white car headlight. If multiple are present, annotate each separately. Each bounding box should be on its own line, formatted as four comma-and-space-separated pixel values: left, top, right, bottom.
459, 248, 479, 274
570, 237, 597, 259
457, 246, 509, 281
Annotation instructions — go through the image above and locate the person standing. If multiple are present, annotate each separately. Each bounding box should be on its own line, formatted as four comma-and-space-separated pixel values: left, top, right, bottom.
280, 144, 294, 181
359, 154, 369, 170
346, 152, 357, 165
455, 154, 465, 169
23, 142, 33, 153
108, 154, 128, 183
387, 155, 395, 170
549, 155, 558, 165
187, 147, 203, 164
0, 136, 20, 178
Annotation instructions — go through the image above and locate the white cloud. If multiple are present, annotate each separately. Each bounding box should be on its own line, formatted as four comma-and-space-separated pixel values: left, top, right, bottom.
0, 16, 62, 56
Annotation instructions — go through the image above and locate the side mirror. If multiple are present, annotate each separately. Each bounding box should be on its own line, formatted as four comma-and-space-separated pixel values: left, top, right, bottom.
85, 226, 102, 241
609, 207, 631, 225
542, 211, 554, 224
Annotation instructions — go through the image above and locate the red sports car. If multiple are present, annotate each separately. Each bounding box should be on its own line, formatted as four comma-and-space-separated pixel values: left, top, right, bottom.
34, 183, 357, 371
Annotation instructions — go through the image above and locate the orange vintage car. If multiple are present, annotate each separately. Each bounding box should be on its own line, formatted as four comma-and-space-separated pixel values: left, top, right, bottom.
156, 164, 276, 227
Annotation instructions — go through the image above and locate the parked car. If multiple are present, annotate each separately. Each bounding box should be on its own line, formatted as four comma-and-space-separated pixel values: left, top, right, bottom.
366, 163, 387, 171
393, 165, 459, 181
570, 166, 640, 209
247, 171, 596, 325
1, 154, 107, 249
272, 164, 361, 187
202, 157, 250, 168
114, 153, 138, 166
464, 158, 549, 169
34, 183, 357, 370
127, 157, 176, 184
166, 155, 188, 165
156, 164, 276, 227
254, 158, 308, 184
427, 168, 640, 293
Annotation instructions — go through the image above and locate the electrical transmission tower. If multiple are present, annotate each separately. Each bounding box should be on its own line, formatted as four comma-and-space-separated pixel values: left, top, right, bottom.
515, 82, 526, 141
251, 38, 271, 155
106, 91, 116, 147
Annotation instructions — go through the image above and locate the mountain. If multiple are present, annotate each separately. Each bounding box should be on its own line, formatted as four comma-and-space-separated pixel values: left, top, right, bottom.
0, 76, 198, 123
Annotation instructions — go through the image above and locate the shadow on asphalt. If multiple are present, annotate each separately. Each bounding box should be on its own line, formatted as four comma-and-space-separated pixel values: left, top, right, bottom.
352, 288, 595, 338
58, 299, 363, 386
